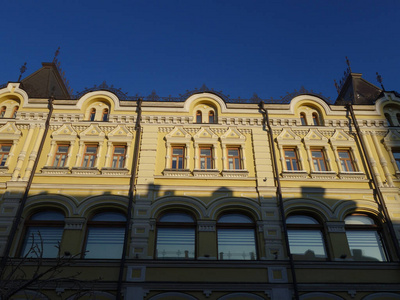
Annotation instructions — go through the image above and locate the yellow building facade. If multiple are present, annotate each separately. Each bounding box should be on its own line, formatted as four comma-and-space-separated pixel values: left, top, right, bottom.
0, 62, 400, 300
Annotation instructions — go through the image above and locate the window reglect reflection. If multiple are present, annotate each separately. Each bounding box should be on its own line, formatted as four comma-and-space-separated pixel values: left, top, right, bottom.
345, 215, 387, 262
85, 227, 125, 259
156, 212, 195, 259
21, 211, 64, 258
217, 213, 256, 260
287, 215, 327, 260
84, 212, 126, 259
156, 228, 195, 259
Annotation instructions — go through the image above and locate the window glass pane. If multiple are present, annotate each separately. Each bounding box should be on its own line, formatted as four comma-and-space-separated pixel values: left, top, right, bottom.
85, 227, 125, 259
159, 213, 194, 223
1, 145, 11, 152
156, 228, 195, 259
218, 214, 253, 224
345, 215, 374, 225
86, 147, 97, 154
286, 215, 319, 224
209, 112, 214, 123
30, 211, 64, 221
91, 212, 126, 222
288, 229, 326, 259
114, 147, 125, 154
218, 228, 256, 260
228, 149, 238, 157
338, 151, 350, 159
346, 230, 386, 261
300, 114, 307, 125
21, 227, 63, 258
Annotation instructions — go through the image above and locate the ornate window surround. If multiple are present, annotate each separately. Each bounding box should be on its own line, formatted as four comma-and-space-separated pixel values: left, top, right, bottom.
102, 125, 132, 175
163, 126, 191, 177
220, 127, 248, 178
329, 129, 364, 180
71, 124, 105, 175
42, 124, 77, 175
303, 129, 336, 180
193, 127, 219, 177
276, 128, 307, 179
0, 122, 21, 175
383, 130, 400, 179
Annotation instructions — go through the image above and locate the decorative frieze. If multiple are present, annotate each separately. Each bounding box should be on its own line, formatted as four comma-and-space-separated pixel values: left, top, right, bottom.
326, 221, 346, 233
64, 217, 85, 230
198, 221, 216, 232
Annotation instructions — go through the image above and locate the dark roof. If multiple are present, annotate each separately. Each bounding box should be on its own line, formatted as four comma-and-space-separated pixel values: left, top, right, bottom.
335, 73, 382, 105
20, 62, 71, 99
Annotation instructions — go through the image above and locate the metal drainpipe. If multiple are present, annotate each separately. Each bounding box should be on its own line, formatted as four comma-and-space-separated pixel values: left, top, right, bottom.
0, 96, 54, 278
346, 103, 400, 260
258, 102, 300, 300
117, 98, 142, 299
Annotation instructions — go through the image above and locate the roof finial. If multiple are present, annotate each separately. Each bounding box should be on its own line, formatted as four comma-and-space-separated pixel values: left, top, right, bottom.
18, 62, 27, 82
376, 72, 385, 91
334, 79, 340, 94
53, 47, 60, 62
345, 56, 351, 72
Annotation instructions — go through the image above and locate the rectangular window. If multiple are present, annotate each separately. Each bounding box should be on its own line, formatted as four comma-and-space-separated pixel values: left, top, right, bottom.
82, 145, 98, 168
0, 144, 11, 167
53, 144, 69, 167
311, 149, 327, 171
21, 227, 64, 258
156, 227, 195, 259
200, 147, 213, 169
171, 146, 184, 169
112, 145, 126, 169
217, 228, 256, 260
85, 227, 125, 259
338, 150, 354, 172
227, 147, 241, 170
392, 149, 400, 170
284, 148, 299, 171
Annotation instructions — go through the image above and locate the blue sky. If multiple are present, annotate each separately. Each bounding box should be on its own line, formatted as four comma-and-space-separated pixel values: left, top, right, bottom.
1, 0, 399, 102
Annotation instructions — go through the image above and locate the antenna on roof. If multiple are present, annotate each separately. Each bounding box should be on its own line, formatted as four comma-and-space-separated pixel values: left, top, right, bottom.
376, 72, 385, 91
53, 47, 60, 63
345, 56, 352, 73
18, 62, 27, 82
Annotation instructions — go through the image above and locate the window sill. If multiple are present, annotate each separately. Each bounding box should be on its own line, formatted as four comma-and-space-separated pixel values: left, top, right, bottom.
338, 171, 365, 180
193, 169, 220, 177
163, 169, 191, 177
310, 171, 336, 180
101, 168, 129, 175
222, 169, 249, 178
281, 170, 308, 179
395, 171, 400, 180
71, 167, 100, 175
41, 166, 69, 175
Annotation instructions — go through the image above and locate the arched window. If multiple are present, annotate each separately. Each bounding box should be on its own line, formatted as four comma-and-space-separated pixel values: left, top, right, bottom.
196, 111, 202, 123
385, 113, 393, 126
300, 113, 307, 125
286, 215, 327, 260
156, 212, 196, 259
12, 106, 19, 118
344, 215, 387, 261
0, 106, 6, 118
102, 108, 109, 121
209, 111, 215, 123
312, 113, 320, 126
84, 211, 126, 259
217, 213, 257, 260
20, 211, 65, 258
90, 108, 96, 121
